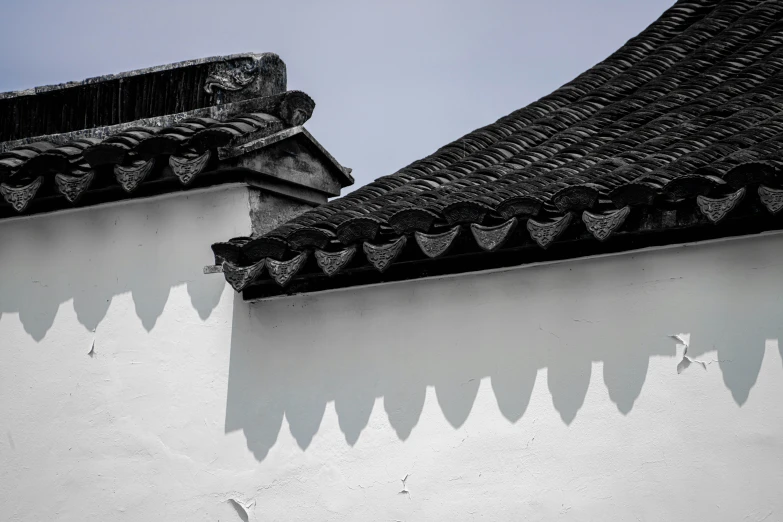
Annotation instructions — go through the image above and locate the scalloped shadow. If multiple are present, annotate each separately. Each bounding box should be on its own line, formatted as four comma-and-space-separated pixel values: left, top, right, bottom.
225, 232, 783, 461
0, 187, 246, 341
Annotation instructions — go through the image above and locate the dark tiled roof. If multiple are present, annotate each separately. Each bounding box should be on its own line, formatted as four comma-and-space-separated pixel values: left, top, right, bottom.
0, 54, 351, 215
0, 53, 286, 142
220, 0, 783, 294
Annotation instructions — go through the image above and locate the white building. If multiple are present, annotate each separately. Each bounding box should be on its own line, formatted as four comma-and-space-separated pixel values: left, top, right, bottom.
3, 1, 783, 520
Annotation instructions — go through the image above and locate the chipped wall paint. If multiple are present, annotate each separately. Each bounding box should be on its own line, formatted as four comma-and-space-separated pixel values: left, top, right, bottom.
2, 190, 783, 521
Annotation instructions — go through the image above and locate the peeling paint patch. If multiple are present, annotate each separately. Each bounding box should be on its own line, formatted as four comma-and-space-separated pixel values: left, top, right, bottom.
88, 328, 96, 357
227, 498, 254, 522
398, 473, 412, 499
670, 333, 706, 374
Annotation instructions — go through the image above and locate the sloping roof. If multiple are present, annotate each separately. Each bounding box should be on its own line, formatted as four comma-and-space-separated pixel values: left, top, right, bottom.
217, 0, 783, 297
0, 54, 351, 217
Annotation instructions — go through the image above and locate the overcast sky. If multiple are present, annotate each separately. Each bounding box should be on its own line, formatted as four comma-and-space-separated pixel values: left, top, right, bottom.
0, 0, 674, 192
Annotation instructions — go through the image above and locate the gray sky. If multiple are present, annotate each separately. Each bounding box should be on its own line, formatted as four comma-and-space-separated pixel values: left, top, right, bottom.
0, 0, 674, 192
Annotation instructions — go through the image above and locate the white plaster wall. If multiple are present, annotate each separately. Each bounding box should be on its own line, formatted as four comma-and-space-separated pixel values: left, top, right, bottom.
2, 190, 783, 521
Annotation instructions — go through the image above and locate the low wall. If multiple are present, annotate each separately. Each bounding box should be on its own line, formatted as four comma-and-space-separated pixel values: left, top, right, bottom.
2, 191, 782, 520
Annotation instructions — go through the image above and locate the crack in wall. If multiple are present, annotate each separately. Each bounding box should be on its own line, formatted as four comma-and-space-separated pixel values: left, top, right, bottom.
670, 333, 707, 374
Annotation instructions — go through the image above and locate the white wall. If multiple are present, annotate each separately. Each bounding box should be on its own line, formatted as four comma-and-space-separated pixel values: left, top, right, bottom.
2, 191, 783, 521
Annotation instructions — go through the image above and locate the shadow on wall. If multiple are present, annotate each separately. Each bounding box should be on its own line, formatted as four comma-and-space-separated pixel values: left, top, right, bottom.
225, 234, 783, 462
0, 188, 247, 340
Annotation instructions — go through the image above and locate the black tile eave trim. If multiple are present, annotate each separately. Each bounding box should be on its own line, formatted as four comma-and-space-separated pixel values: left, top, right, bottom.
242, 209, 783, 300
0, 166, 325, 220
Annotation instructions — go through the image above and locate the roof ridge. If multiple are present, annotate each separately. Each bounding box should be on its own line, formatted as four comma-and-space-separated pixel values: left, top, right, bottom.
0, 52, 274, 99
0, 91, 311, 154
0, 53, 287, 142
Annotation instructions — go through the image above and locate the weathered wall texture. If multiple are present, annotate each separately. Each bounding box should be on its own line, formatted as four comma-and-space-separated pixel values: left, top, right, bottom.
2, 190, 783, 521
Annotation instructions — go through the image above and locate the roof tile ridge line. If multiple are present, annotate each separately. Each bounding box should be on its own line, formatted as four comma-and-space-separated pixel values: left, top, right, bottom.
366, 0, 780, 214
524, 0, 762, 112
256, 0, 729, 239
0, 92, 295, 154
531, 0, 755, 110
550, 94, 783, 196
358, 0, 721, 175
487, 103, 765, 202
338, 62, 762, 218
492, 34, 783, 188
354, 45, 760, 218
655, 97, 783, 164
662, 83, 783, 141
417, 1, 719, 162
494, 0, 728, 123
0, 52, 275, 100
591, 112, 783, 191
399, 0, 731, 174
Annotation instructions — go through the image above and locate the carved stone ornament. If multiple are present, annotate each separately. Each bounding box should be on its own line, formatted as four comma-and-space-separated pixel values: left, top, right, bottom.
526, 214, 572, 249
696, 188, 745, 224
470, 218, 518, 252
204, 59, 259, 94
55, 171, 95, 203
115, 158, 155, 192
0, 176, 43, 212
363, 236, 407, 273
582, 206, 631, 242
414, 226, 461, 258
222, 259, 266, 292
314, 246, 357, 277
267, 252, 309, 287
169, 150, 211, 185
759, 185, 783, 214
279, 91, 316, 127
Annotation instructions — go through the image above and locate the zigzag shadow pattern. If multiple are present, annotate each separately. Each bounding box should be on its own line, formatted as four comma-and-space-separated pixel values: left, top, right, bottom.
225, 232, 783, 461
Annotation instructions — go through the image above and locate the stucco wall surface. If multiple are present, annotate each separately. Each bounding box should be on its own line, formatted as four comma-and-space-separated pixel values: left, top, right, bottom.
1, 189, 783, 521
